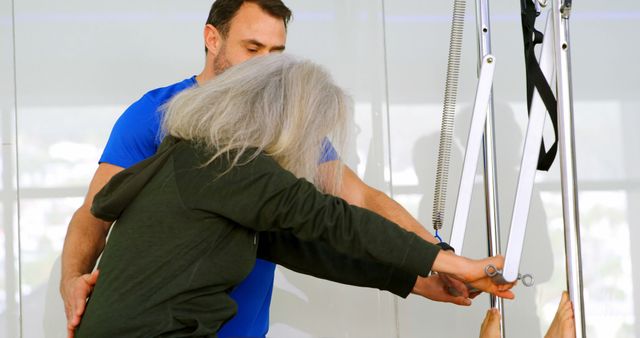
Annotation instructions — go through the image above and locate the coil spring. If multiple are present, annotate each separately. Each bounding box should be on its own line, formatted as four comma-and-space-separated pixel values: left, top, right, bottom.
433, 0, 467, 230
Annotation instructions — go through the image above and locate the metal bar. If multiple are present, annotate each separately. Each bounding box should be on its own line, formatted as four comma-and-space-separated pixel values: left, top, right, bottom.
503, 13, 555, 283
2, 0, 22, 335
474, 0, 504, 335
450, 55, 495, 252
551, 0, 586, 336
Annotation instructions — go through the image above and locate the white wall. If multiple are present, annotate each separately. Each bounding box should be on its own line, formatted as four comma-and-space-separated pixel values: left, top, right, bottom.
1, 0, 639, 337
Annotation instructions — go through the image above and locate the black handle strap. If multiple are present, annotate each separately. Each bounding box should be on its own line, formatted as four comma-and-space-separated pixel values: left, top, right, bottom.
521, 0, 559, 171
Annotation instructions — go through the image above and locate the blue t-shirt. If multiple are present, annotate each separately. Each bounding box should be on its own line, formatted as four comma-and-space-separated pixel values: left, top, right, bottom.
100, 76, 338, 337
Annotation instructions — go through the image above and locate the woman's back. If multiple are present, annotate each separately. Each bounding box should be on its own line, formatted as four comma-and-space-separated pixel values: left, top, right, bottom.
76, 139, 258, 337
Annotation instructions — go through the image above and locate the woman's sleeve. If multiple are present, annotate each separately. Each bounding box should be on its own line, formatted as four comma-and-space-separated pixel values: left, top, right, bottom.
257, 231, 417, 298
177, 150, 440, 277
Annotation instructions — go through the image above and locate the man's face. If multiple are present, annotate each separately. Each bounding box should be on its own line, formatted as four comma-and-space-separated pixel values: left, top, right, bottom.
213, 2, 287, 75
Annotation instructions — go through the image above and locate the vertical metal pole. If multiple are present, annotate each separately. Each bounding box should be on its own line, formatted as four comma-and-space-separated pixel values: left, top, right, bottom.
551, 0, 587, 337
378, 2, 403, 336
474, 0, 504, 336
2, 0, 22, 335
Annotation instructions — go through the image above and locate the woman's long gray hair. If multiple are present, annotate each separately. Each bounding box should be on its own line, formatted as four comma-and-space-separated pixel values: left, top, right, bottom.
162, 54, 352, 193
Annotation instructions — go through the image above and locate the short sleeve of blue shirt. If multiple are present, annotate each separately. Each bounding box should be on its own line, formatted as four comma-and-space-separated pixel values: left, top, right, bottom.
99, 77, 197, 168
320, 138, 338, 163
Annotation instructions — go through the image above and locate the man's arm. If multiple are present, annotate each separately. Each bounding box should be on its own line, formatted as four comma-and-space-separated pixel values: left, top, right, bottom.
322, 162, 437, 244
60, 163, 123, 336
320, 161, 470, 298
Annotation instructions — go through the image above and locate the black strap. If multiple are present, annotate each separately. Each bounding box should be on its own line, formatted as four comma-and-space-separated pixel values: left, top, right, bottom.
520, 0, 558, 171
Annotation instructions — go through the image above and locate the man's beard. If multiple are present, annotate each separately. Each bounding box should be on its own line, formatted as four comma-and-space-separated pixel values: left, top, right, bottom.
213, 44, 232, 76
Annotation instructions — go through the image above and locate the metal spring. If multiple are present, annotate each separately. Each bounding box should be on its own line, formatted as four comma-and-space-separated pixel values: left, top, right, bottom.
433, 0, 467, 230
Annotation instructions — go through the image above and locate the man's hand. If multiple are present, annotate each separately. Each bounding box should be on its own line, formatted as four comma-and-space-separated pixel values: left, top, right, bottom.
62, 270, 99, 338
60, 163, 122, 337
412, 275, 472, 306
437, 272, 478, 299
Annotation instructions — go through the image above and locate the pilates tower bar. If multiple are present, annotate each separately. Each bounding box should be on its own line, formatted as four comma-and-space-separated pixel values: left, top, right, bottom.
459, 0, 586, 336
473, 0, 505, 336
550, 0, 587, 336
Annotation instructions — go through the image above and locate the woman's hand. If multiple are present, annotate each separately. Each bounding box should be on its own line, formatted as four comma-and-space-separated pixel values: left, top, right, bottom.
465, 256, 515, 299
431, 251, 516, 299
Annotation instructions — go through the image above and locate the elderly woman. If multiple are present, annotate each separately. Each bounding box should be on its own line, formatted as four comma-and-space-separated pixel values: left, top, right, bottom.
75, 54, 513, 337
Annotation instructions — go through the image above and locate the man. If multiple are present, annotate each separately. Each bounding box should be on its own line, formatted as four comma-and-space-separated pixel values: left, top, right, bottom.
60, 1, 468, 337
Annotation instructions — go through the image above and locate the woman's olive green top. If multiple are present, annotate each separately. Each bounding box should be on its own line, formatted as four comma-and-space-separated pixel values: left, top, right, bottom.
76, 137, 440, 337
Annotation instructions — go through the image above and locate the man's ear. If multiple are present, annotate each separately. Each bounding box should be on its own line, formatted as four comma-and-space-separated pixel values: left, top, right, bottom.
204, 24, 222, 55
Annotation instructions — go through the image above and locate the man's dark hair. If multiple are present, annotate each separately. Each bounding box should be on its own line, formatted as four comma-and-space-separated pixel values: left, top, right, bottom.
205, 0, 292, 52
